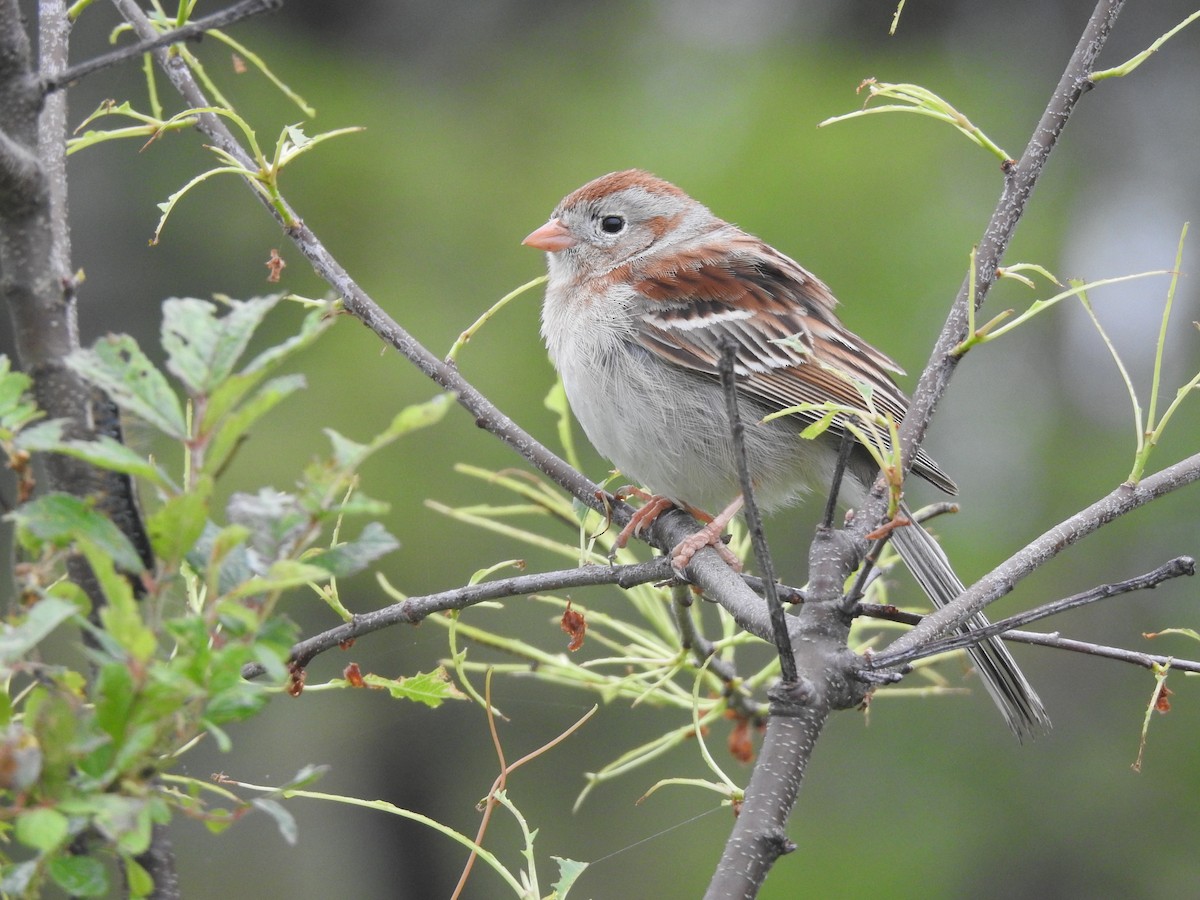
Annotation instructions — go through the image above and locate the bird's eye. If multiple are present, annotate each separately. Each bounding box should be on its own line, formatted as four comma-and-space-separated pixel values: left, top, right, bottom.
600, 215, 625, 234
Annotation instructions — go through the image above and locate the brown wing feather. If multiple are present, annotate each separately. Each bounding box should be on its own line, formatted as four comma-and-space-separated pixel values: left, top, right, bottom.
627, 234, 956, 494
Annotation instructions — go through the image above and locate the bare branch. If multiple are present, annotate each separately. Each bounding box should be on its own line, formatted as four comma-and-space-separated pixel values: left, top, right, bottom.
671, 583, 761, 719
718, 340, 794, 683
240, 558, 674, 679
889, 0, 1127, 488
1000, 631, 1200, 674
879, 452, 1200, 663
43, 0, 283, 93
873, 556, 1195, 668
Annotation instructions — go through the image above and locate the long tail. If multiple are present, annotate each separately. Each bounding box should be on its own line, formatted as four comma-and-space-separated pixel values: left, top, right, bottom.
888, 512, 1051, 740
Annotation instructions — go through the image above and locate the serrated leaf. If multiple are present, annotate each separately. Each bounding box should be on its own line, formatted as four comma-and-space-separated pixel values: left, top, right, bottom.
14, 492, 145, 572
161, 296, 279, 394
240, 304, 333, 379
19, 429, 172, 489
551, 856, 589, 898
0, 358, 41, 433
48, 854, 108, 897
11, 417, 65, 446
0, 356, 33, 407
80, 540, 156, 663
0, 598, 78, 665
306, 522, 399, 578
68, 335, 186, 438
15, 807, 69, 851
224, 560, 331, 600
362, 667, 465, 708
147, 476, 212, 566
226, 488, 307, 566
188, 522, 253, 595
203, 373, 306, 476
324, 428, 366, 470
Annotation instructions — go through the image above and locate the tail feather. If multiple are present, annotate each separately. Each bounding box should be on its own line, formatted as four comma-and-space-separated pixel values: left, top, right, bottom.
889, 511, 1051, 740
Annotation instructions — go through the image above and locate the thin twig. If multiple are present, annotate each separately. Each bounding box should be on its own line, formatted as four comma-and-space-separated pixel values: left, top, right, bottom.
823, 426, 857, 529
873, 556, 1195, 668
999, 631, 1200, 673
718, 341, 794, 683
671, 583, 760, 718
43, 0, 283, 93
882, 452, 1200, 660
240, 558, 674, 679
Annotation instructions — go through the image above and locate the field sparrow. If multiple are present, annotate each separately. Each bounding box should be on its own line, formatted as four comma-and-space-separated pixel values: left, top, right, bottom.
524, 169, 1049, 738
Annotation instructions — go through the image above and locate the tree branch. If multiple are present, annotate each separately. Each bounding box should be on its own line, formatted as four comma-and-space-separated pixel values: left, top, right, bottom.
873, 555, 1195, 668
891, 0, 1126, 482
718, 340, 793, 682
42, 0, 283, 93
241, 557, 674, 678
860, 603, 1200, 674
877, 452, 1200, 666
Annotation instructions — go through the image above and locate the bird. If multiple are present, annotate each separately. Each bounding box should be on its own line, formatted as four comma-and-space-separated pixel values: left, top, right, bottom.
523, 169, 1049, 739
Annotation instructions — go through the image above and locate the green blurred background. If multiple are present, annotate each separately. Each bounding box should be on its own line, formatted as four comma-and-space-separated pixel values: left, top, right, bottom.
3, 1, 1199, 897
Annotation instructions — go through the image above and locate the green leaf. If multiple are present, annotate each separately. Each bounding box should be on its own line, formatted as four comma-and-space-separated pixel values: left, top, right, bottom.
0, 597, 79, 665
225, 488, 307, 564
0, 356, 33, 410
161, 296, 280, 394
26, 689, 78, 794
147, 476, 212, 566
49, 854, 108, 897
324, 428, 366, 470
551, 856, 589, 898
81, 540, 156, 663
324, 392, 452, 471
251, 797, 298, 845
125, 857, 154, 899
224, 560, 331, 599
306, 522, 399, 578
189, 522, 253, 595
0, 357, 41, 434
92, 795, 153, 855
204, 682, 268, 725
13, 492, 145, 573
203, 373, 306, 477
361, 667, 465, 708
94, 662, 135, 740
384, 391, 453, 440
68, 335, 186, 438
198, 304, 332, 433
13, 418, 62, 448
799, 409, 838, 440
15, 807, 69, 852
18, 428, 172, 489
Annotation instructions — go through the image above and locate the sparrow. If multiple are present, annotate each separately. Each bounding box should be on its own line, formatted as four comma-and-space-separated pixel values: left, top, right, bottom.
524, 169, 1049, 738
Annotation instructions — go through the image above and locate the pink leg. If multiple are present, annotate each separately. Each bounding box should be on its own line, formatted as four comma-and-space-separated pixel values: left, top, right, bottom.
670, 495, 744, 573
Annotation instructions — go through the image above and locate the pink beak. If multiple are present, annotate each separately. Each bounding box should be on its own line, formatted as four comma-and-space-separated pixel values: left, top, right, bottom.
522, 218, 577, 252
